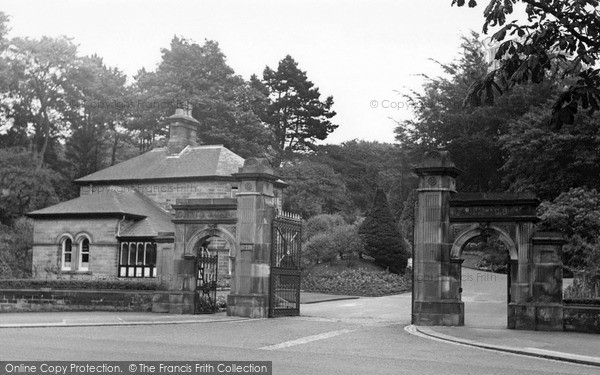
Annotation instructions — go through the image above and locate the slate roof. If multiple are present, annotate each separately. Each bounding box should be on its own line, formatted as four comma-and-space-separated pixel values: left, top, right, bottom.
75, 145, 245, 183
28, 189, 175, 238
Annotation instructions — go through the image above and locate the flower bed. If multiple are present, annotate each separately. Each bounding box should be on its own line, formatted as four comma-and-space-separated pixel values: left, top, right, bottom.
302, 268, 410, 296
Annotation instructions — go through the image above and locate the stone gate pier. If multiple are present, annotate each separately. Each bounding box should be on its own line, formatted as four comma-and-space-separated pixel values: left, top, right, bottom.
411, 150, 565, 331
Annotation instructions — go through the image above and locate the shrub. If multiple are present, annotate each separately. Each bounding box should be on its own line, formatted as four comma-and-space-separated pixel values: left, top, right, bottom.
563, 272, 600, 300
303, 213, 346, 241
0, 217, 33, 278
538, 188, 600, 272
302, 213, 365, 269
358, 188, 409, 273
303, 232, 339, 266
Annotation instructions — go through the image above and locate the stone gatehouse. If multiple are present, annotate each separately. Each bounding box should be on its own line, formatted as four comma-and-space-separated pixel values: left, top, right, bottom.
27, 109, 287, 317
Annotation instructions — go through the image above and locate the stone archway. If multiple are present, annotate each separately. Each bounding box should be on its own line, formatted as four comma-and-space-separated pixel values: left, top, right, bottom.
186, 225, 239, 293
450, 224, 517, 260
412, 150, 565, 331
153, 158, 286, 318
449, 224, 517, 327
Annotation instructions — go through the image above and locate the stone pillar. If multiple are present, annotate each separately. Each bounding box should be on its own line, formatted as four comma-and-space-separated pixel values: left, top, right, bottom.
151, 231, 195, 314
227, 158, 278, 318
531, 232, 564, 331
412, 150, 463, 326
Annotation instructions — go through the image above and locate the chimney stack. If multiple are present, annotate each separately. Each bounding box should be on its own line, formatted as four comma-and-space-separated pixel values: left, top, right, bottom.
164, 108, 200, 155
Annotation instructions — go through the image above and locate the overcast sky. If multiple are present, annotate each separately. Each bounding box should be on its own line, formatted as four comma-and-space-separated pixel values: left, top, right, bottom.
1, 0, 493, 144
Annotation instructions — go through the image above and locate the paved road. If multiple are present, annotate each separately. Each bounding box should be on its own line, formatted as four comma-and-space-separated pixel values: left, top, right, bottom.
0, 268, 597, 374
2, 316, 597, 374
1, 297, 598, 372
461, 267, 508, 328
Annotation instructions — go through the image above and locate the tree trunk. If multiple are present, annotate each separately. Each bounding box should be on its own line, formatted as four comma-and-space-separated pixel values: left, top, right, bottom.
37, 104, 50, 168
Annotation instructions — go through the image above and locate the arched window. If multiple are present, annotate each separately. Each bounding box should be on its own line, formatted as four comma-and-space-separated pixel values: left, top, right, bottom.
61, 238, 73, 271
79, 238, 90, 271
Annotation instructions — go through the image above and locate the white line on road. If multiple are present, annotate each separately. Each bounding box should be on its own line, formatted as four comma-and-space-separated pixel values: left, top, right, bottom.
259, 329, 353, 351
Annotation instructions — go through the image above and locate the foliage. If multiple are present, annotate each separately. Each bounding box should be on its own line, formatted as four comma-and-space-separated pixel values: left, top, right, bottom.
302, 214, 365, 268
65, 54, 132, 175
358, 189, 409, 273
396, 32, 559, 193
303, 213, 346, 241
0, 148, 60, 224
453, 0, 600, 128
302, 268, 411, 296
261, 55, 337, 164
303, 223, 364, 268
133, 37, 272, 158
398, 189, 417, 246
501, 107, 600, 200
303, 233, 339, 266
563, 272, 600, 301
0, 218, 33, 278
538, 187, 600, 272
477, 251, 509, 274
1, 35, 81, 167
316, 140, 416, 218
278, 161, 349, 219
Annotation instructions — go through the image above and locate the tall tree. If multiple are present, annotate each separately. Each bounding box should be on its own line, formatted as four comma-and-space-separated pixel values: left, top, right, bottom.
262, 55, 337, 164
396, 32, 559, 192
132, 37, 272, 157
358, 188, 409, 274
453, 0, 600, 128
501, 104, 600, 200
0, 148, 59, 224
538, 188, 600, 272
316, 140, 416, 217
277, 160, 348, 219
2, 35, 79, 167
65, 54, 130, 177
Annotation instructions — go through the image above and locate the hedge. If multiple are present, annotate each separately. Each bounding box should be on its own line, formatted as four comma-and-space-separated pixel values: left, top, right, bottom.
0, 279, 158, 290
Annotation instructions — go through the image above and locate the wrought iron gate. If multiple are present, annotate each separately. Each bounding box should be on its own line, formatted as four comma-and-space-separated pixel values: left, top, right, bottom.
269, 213, 302, 317
195, 253, 218, 314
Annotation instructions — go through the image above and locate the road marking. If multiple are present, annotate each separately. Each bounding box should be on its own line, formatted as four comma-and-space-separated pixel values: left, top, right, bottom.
259, 329, 353, 351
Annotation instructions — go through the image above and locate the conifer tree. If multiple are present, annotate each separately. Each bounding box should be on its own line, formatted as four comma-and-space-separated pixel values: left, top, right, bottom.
358, 188, 409, 273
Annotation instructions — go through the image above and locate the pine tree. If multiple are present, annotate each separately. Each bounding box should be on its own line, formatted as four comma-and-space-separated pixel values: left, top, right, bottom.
358, 188, 409, 274
262, 55, 337, 165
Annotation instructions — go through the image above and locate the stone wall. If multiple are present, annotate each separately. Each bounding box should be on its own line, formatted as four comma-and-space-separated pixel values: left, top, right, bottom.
0, 289, 154, 312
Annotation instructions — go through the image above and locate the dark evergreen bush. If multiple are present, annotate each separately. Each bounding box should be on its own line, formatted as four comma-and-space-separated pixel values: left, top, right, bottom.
358, 188, 409, 273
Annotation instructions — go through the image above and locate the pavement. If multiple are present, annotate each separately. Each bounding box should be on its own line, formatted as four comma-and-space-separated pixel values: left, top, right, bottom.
1, 271, 599, 367
0, 292, 358, 328
407, 268, 600, 367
